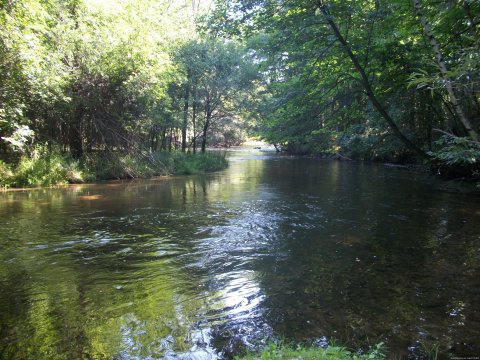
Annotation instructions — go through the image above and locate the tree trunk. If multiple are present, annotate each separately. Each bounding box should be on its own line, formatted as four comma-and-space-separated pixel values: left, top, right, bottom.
202, 110, 212, 153
192, 86, 197, 153
69, 101, 84, 158
317, 0, 429, 157
201, 116, 210, 153
150, 126, 159, 152
161, 128, 167, 151
182, 73, 190, 152
413, 0, 478, 141
168, 128, 173, 152
201, 126, 207, 153
201, 95, 211, 153
68, 0, 84, 158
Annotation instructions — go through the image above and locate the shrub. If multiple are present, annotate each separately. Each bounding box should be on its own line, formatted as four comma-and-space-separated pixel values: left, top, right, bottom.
336, 125, 411, 162
0, 160, 13, 188
429, 135, 480, 178
11, 147, 83, 187
430, 135, 480, 167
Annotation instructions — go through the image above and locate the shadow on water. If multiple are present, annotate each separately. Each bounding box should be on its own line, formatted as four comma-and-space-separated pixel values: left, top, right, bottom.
0, 149, 479, 359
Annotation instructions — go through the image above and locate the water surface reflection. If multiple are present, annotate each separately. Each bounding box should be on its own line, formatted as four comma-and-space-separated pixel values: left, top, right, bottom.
0, 150, 479, 359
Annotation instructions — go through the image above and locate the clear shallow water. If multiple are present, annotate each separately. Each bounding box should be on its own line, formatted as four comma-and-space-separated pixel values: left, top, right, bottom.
0, 149, 479, 359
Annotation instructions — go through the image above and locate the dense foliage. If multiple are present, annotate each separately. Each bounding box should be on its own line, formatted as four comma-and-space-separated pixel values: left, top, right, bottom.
1, 0, 480, 185
0, 0, 256, 187
206, 0, 480, 176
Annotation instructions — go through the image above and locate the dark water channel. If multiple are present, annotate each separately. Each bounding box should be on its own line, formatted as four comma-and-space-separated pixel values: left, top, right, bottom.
1, 149, 479, 359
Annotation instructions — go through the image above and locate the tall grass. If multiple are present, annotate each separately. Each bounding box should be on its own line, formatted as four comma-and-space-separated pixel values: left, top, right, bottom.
0, 149, 228, 188
153, 151, 228, 175
82, 151, 228, 179
0, 148, 84, 187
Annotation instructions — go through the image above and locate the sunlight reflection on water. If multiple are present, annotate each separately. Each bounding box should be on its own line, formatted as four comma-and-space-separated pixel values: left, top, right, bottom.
0, 148, 479, 359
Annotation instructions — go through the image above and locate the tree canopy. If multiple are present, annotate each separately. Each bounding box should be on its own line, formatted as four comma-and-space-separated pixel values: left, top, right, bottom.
206, 0, 480, 172
0, 0, 254, 161
1, 0, 479, 179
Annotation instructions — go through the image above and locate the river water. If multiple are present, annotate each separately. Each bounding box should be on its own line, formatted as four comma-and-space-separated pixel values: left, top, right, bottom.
0, 148, 479, 359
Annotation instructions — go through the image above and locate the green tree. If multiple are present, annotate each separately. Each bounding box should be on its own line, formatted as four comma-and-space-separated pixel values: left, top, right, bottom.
206, 0, 480, 169
176, 38, 257, 152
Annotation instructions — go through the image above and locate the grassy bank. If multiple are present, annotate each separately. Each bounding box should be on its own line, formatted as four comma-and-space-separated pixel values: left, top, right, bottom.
236, 342, 385, 360
0, 149, 228, 188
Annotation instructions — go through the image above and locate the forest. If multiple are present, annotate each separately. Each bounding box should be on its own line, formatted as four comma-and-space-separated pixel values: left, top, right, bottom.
1, 2, 480, 359
1, 0, 479, 187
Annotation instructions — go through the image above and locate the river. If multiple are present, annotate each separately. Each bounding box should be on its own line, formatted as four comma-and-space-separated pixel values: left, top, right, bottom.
0, 148, 479, 359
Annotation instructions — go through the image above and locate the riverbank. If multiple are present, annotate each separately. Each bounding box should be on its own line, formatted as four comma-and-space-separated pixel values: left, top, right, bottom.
301, 152, 480, 193
0, 150, 228, 189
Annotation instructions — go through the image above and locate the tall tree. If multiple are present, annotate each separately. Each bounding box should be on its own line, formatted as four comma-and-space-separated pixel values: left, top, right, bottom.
206, 0, 479, 165
176, 38, 257, 152
317, 0, 428, 156
413, 0, 478, 141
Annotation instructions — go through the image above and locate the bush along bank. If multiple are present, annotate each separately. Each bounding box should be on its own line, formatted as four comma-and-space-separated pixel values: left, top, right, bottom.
0, 148, 228, 189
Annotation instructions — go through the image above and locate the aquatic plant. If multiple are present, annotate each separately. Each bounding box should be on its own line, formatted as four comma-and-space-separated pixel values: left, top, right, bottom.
236, 342, 385, 360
